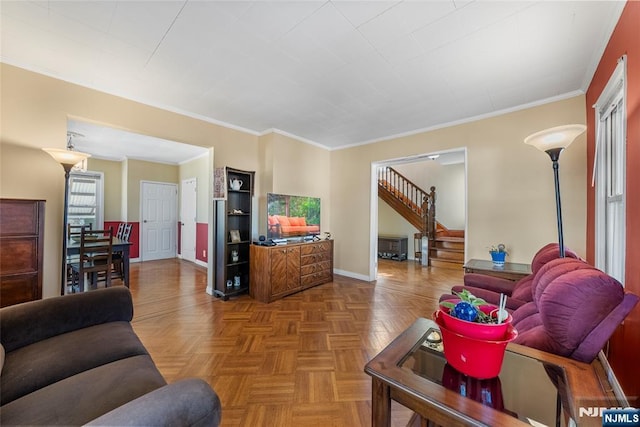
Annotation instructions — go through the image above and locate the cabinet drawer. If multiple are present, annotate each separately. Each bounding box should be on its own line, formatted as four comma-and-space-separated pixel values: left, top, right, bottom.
300, 241, 331, 255
300, 252, 331, 265
301, 270, 332, 288
300, 260, 331, 276
0, 274, 39, 306
0, 238, 39, 274
0, 202, 41, 235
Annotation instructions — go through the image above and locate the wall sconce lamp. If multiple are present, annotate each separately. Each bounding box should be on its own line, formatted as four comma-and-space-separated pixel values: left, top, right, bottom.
524, 124, 586, 258
42, 146, 91, 294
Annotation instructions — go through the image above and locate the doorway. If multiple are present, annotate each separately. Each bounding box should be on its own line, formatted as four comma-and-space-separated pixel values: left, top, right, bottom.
141, 181, 178, 261
370, 149, 467, 280
180, 178, 197, 263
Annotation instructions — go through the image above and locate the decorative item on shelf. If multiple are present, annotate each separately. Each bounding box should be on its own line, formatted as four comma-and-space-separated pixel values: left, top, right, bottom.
229, 229, 241, 243
226, 279, 233, 288
489, 243, 508, 267
435, 290, 516, 379
324, 231, 332, 240
232, 209, 243, 214
234, 275, 241, 287
229, 178, 243, 191
231, 250, 239, 263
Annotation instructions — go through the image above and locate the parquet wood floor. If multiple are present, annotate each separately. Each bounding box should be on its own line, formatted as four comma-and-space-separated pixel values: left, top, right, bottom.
128, 258, 463, 427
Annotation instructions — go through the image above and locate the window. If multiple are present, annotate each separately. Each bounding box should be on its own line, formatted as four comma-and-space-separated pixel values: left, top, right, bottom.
594, 56, 626, 283
68, 171, 104, 230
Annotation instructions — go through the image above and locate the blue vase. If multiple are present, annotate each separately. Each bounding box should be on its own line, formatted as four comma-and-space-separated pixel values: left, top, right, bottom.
490, 251, 506, 266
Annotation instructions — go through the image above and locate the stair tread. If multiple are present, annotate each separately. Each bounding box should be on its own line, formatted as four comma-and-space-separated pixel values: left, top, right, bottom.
431, 246, 464, 251
436, 236, 465, 243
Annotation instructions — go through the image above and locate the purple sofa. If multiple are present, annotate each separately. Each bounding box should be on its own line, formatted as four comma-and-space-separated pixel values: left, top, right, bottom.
439, 254, 638, 363
451, 243, 580, 310
510, 258, 639, 362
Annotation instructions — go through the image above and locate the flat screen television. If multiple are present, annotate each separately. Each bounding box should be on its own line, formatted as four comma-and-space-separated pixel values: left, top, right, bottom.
267, 193, 320, 240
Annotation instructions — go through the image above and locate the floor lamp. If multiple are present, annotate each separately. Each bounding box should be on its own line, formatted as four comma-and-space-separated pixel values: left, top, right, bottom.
524, 124, 586, 258
42, 148, 91, 295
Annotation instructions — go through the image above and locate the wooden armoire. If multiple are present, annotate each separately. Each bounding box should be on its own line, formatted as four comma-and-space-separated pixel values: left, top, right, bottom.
0, 199, 45, 307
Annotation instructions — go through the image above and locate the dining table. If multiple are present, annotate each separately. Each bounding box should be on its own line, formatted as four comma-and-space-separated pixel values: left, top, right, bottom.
67, 237, 132, 288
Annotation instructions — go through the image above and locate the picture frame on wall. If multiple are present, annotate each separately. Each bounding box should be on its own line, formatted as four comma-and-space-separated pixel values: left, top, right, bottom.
229, 229, 241, 243
213, 167, 227, 200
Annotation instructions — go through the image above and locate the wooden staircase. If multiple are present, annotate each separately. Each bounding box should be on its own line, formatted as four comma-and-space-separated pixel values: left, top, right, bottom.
378, 167, 464, 269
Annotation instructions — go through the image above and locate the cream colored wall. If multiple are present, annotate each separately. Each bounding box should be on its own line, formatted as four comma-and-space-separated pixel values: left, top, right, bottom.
332, 96, 587, 277
0, 63, 259, 298
179, 153, 210, 223
259, 132, 331, 238
87, 158, 123, 221
0, 143, 62, 298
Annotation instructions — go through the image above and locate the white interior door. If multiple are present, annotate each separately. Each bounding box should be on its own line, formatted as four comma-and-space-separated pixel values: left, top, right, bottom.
141, 181, 177, 261
181, 178, 197, 263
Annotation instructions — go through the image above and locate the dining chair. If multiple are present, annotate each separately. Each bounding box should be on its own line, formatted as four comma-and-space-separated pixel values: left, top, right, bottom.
66, 224, 93, 287
112, 223, 132, 281
69, 229, 113, 292
115, 222, 125, 239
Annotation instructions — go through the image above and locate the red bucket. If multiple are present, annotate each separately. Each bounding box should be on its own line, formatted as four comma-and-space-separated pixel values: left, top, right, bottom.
434, 299, 513, 340
434, 310, 518, 379
438, 300, 512, 340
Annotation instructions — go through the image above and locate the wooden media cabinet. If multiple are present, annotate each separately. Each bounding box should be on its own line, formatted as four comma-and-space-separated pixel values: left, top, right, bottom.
250, 240, 333, 303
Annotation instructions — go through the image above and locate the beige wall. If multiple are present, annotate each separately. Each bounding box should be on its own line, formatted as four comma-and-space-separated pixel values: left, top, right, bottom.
257, 132, 331, 238
87, 158, 123, 221
332, 95, 587, 278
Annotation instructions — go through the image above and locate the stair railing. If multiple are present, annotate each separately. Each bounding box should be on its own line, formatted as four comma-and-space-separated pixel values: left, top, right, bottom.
377, 167, 436, 236
378, 167, 427, 214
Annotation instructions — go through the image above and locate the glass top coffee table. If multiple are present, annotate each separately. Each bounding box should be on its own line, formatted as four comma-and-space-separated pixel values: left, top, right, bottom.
365, 318, 617, 427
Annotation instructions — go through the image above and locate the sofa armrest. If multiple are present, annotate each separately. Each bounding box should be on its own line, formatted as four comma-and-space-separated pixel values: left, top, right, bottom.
85, 379, 221, 427
463, 273, 518, 295
0, 287, 133, 352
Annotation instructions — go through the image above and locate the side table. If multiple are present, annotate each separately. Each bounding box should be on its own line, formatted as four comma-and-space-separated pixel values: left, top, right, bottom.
463, 259, 531, 281
365, 318, 618, 427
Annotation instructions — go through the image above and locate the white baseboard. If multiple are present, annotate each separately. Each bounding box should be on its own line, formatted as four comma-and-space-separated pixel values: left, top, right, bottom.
194, 259, 208, 268
333, 269, 370, 282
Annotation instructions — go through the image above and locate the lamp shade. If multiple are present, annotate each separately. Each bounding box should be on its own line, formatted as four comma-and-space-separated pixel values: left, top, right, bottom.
524, 124, 586, 152
42, 148, 91, 169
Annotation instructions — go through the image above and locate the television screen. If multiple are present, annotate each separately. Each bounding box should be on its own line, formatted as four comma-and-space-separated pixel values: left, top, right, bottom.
267, 193, 320, 240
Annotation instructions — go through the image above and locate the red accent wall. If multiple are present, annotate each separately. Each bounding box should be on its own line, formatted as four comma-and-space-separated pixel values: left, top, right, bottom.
586, 1, 640, 405
196, 222, 208, 263
104, 221, 140, 259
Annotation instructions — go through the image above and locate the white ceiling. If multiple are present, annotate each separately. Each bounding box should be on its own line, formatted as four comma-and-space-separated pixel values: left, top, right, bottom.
67, 120, 209, 164
1, 1, 625, 155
